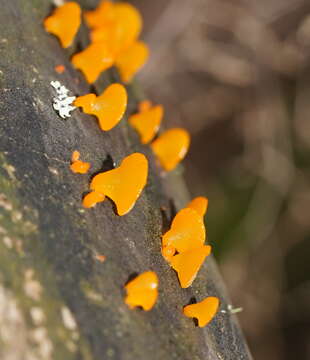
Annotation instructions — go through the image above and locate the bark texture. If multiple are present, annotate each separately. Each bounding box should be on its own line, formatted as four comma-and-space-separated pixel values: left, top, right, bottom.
0, 1, 252, 359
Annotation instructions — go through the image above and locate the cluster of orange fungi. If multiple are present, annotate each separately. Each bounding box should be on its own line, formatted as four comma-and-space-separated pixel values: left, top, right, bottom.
44, 1, 219, 327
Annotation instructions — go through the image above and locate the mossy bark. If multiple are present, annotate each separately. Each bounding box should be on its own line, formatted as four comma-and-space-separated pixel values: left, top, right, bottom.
0, 1, 252, 359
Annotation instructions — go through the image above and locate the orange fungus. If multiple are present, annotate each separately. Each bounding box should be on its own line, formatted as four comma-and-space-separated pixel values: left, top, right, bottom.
187, 196, 208, 217
170, 245, 211, 288
115, 41, 149, 83
71, 42, 115, 83
183, 296, 219, 327
70, 151, 90, 174
70, 160, 91, 174
90, 2, 142, 55
90, 153, 148, 216
44, 2, 81, 48
82, 191, 105, 208
151, 128, 190, 171
71, 150, 80, 162
74, 84, 127, 131
162, 208, 205, 254
138, 100, 152, 113
84, 1, 115, 29
129, 104, 163, 144
55, 64, 65, 74
125, 271, 158, 311
95, 254, 106, 263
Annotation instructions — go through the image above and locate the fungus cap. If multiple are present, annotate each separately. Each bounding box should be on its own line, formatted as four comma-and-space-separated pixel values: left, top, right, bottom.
125, 271, 158, 311
115, 41, 149, 83
84, 0, 114, 29
70, 160, 91, 174
90, 2, 142, 54
74, 84, 127, 131
71, 42, 115, 83
129, 104, 163, 144
183, 296, 219, 327
187, 197, 208, 217
151, 128, 190, 171
90, 153, 148, 216
162, 208, 205, 254
44, 2, 81, 48
170, 245, 211, 288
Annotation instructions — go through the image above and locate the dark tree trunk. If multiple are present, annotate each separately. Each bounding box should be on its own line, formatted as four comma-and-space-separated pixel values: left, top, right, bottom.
0, 1, 252, 359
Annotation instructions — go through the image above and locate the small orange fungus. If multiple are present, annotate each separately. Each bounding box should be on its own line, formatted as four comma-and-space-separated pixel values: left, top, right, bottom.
71, 42, 115, 83
70, 160, 91, 174
138, 100, 152, 113
171, 245, 211, 288
44, 2, 81, 48
95, 254, 106, 263
183, 297, 220, 327
71, 150, 80, 162
55, 64, 65, 74
151, 128, 190, 171
129, 103, 163, 144
74, 84, 127, 131
84, 1, 115, 29
82, 191, 105, 208
162, 208, 205, 254
125, 271, 158, 311
115, 41, 149, 83
90, 153, 148, 216
187, 196, 208, 217
90, 3, 142, 55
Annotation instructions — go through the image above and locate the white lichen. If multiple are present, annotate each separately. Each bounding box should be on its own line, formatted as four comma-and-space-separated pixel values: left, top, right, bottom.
50, 81, 76, 119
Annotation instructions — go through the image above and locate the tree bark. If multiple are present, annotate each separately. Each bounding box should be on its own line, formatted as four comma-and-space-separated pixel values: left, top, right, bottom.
0, 0, 252, 359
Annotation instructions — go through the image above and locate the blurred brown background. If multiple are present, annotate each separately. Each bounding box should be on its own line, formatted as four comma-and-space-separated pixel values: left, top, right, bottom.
132, 0, 310, 359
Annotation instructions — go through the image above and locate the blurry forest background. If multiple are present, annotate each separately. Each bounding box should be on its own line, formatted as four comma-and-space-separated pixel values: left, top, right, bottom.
132, 0, 310, 359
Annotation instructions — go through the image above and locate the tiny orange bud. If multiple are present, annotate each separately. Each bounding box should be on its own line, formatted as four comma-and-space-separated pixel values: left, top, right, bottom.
82, 191, 105, 208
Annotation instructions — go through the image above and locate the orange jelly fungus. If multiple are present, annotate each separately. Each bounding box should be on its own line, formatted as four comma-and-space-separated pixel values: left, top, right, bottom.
74, 84, 127, 131
151, 128, 190, 171
95, 254, 106, 263
84, 0, 115, 29
124, 271, 158, 311
70, 160, 91, 174
183, 296, 220, 327
138, 100, 152, 113
162, 208, 205, 254
71, 42, 115, 83
115, 41, 149, 83
90, 3, 142, 55
55, 64, 65, 74
170, 245, 211, 288
187, 196, 208, 217
82, 191, 105, 208
129, 103, 163, 144
44, 2, 81, 48
71, 150, 80, 162
90, 153, 148, 216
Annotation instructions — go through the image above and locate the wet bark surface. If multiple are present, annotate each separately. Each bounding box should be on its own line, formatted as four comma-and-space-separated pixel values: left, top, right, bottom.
0, 1, 252, 359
